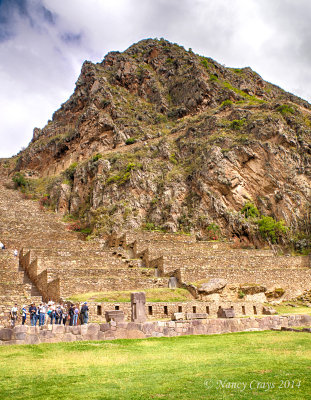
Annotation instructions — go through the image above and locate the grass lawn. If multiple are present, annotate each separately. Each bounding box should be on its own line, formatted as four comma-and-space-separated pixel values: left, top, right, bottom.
0, 331, 310, 400
67, 288, 193, 303
273, 303, 311, 316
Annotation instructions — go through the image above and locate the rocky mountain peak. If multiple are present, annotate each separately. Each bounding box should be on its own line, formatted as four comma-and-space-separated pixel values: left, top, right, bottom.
6, 39, 311, 251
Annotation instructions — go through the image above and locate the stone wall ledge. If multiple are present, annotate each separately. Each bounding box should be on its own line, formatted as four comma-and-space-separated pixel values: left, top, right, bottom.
1, 315, 311, 345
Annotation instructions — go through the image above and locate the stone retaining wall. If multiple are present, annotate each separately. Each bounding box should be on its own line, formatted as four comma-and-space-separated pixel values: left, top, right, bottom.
90, 300, 264, 322
1, 315, 310, 345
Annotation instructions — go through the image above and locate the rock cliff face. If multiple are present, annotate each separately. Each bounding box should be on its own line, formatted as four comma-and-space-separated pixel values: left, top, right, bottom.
11, 39, 311, 244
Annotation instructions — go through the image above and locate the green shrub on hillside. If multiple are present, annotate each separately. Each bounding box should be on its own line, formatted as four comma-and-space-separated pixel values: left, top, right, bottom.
12, 172, 28, 189
143, 222, 165, 232
206, 223, 221, 240
276, 104, 295, 115
257, 216, 287, 243
92, 153, 103, 162
106, 162, 142, 185
221, 99, 233, 107
209, 74, 218, 81
125, 138, 136, 145
241, 202, 260, 218
169, 153, 178, 165
200, 58, 210, 71
64, 162, 78, 182
229, 118, 246, 130
232, 68, 243, 74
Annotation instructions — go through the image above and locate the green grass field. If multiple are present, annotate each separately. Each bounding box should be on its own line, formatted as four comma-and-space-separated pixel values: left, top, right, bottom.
67, 288, 193, 303
274, 303, 311, 315
1, 331, 310, 400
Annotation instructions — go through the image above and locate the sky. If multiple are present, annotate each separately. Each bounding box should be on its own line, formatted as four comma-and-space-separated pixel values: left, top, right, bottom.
0, 0, 311, 158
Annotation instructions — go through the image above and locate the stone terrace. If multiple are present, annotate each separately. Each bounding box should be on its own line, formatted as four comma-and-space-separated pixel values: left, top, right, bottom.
0, 168, 168, 313
126, 231, 310, 299
0, 162, 310, 324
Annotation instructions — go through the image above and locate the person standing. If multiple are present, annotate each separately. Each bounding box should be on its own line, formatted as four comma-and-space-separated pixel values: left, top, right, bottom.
29, 303, 37, 326
62, 308, 68, 325
56, 305, 63, 324
39, 303, 46, 326
50, 303, 56, 324
13, 249, 18, 257
73, 305, 79, 326
21, 305, 27, 325
10, 304, 18, 327
55, 305, 59, 325
81, 302, 89, 325
69, 304, 74, 326
35, 306, 40, 326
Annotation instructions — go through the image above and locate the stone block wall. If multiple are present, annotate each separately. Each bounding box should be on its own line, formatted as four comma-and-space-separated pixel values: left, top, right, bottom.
88, 300, 265, 323
179, 267, 311, 299
1, 315, 311, 346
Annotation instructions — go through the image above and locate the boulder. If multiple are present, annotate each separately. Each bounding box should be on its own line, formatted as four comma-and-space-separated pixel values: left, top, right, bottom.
24, 334, 40, 345
172, 312, 185, 321
52, 325, 65, 334
262, 306, 277, 315
126, 330, 146, 339
0, 328, 13, 341
198, 279, 227, 295
99, 323, 111, 332
62, 333, 76, 342
105, 310, 125, 322
217, 308, 235, 318
38, 330, 55, 340
240, 284, 267, 295
185, 313, 208, 320
87, 323, 100, 334
14, 332, 27, 341
13, 325, 28, 334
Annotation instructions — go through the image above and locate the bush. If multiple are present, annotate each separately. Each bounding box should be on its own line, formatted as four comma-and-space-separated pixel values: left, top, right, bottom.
144, 222, 156, 231
12, 172, 27, 189
169, 153, 178, 165
209, 74, 218, 81
67, 221, 82, 231
200, 58, 210, 71
229, 119, 246, 130
241, 202, 260, 218
206, 223, 220, 240
221, 100, 233, 107
276, 104, 295, 115
92, 153, 102, 162
39, 195, 50, 208
233, 68, 243, 74
257, 216, 287, 244
64, 162, 77, 181
143, 222, 165, 232
106, 162, 142, 185
125, 138, 136, 145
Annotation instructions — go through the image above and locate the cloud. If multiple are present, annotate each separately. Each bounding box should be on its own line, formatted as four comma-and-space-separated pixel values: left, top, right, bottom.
0, 0, 311, 158
0, 0, 88, 157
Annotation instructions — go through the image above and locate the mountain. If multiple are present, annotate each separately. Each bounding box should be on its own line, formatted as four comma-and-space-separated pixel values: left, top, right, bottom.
7, 38, 311, 249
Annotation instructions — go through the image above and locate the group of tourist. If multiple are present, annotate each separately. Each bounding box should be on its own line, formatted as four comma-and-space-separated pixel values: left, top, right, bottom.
10, 301, 89, 327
